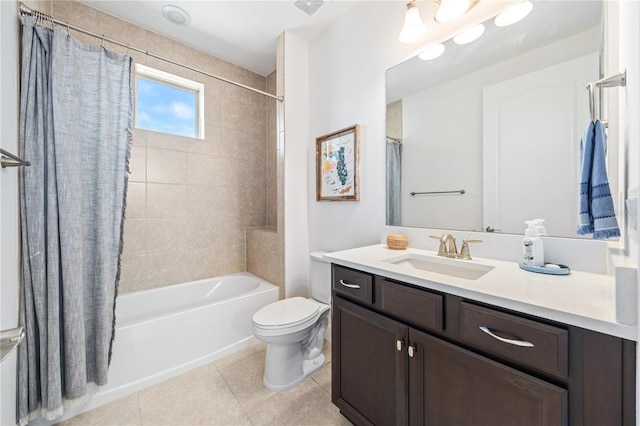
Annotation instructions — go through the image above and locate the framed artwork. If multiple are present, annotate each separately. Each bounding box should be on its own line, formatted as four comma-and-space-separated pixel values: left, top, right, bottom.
316, 124, 359, 201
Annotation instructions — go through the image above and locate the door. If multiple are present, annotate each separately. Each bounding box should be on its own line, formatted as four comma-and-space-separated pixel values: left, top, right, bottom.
409, 329, 567, 426
332, 296, 408, 426
0, 2, 22, 425
483, 53, 600, 237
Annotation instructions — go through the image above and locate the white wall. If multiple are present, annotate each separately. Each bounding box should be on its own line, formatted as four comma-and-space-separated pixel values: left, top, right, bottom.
0, 1, 21, 424
306, 1, 419, 252
283, 31, 312, 297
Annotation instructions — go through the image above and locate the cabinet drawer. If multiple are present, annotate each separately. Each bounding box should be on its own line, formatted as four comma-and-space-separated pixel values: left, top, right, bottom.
333, 265, 374, 304
459, 302, 568, 380
381, 279, 443, 332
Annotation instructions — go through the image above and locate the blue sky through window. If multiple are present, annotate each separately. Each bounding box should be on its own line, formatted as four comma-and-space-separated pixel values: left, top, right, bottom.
136, 77, 197, 138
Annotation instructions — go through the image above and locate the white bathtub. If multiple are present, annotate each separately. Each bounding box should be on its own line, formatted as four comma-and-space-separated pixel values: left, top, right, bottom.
44, 272, 279, 424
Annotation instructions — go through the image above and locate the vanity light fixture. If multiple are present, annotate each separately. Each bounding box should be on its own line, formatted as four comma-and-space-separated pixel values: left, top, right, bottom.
162, 4, 191, 26
399, 1, 427, 43
419, 43, 445, 60
494, 0, 533, 27
435, 0, 471, 23
453, 23, 485, 44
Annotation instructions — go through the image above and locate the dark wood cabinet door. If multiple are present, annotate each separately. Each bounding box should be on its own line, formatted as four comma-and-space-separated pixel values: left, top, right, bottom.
409, 329, 567, 426
332, 296, 408, 426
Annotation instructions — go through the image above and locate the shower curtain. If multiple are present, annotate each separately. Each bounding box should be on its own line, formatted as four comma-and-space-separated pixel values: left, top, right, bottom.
386, 141, 402, 226
17, 17, 132, 425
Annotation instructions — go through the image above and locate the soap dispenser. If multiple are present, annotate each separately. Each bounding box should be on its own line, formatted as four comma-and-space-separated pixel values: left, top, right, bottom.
534, 219, 548, 236
523, 221, 544, 266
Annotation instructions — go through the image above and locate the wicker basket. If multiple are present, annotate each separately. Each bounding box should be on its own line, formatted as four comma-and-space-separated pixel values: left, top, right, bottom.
386, 234, 408, 250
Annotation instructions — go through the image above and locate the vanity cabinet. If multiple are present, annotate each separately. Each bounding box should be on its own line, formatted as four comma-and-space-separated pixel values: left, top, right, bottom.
331, 264, 635, 426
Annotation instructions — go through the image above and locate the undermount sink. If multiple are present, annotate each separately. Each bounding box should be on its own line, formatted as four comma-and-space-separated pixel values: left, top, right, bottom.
383, 252, 494, 280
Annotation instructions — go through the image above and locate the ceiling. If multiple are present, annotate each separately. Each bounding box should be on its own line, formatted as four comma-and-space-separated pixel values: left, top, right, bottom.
82, 0, 360, 76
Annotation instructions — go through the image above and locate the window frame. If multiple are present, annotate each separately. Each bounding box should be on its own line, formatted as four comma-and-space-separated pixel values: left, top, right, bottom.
134, 63, 205, 139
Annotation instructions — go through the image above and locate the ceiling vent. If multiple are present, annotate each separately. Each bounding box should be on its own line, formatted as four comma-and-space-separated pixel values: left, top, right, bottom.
290, 0, 326, 17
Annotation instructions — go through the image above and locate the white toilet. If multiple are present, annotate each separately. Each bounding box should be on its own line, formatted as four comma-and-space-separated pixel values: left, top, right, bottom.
251, 251, 331, 391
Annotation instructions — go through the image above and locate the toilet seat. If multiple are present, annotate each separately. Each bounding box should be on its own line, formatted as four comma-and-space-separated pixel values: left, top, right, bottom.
252, 297, 323, 331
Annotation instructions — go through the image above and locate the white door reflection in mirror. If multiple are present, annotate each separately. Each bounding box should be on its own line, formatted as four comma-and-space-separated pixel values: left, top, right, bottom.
483, 53, 599, 237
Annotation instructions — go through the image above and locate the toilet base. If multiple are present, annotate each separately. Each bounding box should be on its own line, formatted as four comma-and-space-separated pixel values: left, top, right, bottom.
263, 352, 326, 391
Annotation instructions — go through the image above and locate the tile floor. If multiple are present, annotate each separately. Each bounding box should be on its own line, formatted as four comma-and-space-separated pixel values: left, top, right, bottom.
59, 342, 352, 426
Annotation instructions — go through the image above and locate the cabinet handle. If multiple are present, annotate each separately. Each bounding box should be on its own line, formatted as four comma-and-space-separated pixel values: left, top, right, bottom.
339, 280, 361, 289
396, 340, 403, 351
408, 346, 416, 357
479, 326, 534, 348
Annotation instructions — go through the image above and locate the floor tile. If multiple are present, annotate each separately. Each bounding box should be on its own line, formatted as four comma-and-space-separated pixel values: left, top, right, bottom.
139, 370, 244, 425
60, 340, 352, 426
219, 352, 277, 412
245, 379, 350, 426
59, 393, 141, 426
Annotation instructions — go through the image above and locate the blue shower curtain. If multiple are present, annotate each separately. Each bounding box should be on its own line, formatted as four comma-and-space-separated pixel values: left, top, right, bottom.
386, 141, 402, 226
17, 17, 132, 424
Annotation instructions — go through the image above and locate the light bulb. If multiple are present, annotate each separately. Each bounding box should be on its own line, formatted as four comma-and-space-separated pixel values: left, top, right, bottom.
453, 24, 485, 45
435, 0, 470, 23
399, 2, 426, 43
495, 1, 533, 27
419, 44, 445, 60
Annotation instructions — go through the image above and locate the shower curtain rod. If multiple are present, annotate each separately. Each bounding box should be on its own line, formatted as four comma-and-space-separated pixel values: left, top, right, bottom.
18, 2, 283, 103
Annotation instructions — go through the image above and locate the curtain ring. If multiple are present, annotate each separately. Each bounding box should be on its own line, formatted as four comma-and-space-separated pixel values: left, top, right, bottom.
126, 43, 130, 55
101, 34, 105, 47
66, 22, 70, 35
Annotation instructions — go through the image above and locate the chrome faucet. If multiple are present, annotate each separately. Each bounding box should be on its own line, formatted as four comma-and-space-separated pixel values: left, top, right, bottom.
430, 234, 483, 260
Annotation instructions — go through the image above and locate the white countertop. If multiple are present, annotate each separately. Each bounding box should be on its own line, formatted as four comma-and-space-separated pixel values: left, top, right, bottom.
324, 244, 638, 341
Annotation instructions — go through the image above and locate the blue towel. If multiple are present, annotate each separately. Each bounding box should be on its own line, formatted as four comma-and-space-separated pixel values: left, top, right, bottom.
577, 120, 620, 239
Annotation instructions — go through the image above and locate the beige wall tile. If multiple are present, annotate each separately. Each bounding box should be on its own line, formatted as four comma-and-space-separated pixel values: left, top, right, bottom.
119, 255, 150, 293
185, 247, 221, 282
186, 216, 220, 249
122, 219, 147, 258
216, 187, 243, 217
146, 218, 188, 253
96, 10, 146, 63
186, 185, 218, 217
147, 251, 188, 288
220, 243, 246, 274
146, 183, 187, 218
147, 148, 186, 184
187, 153, 220, 185
131, 128, 147, 147
52, 0, 98, 46
145, 31, 188, 63
146, 130, 191, 152
220, 157, 247, 188
125, 182, 146, 219
189, 137, 219, 157
129, 145, 146, 183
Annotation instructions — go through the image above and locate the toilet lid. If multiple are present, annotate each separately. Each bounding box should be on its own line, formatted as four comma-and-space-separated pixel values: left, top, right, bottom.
253, 297, 320, 328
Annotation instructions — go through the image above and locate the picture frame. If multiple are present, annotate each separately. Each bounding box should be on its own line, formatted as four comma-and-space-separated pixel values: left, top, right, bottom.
316, 124, 360, 201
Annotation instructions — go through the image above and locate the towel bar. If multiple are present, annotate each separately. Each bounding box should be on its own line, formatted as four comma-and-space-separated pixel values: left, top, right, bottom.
411, 189, 465, 196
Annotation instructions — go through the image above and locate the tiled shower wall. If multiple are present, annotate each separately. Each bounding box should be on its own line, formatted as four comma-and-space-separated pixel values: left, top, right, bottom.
246, 61, 285, 297
25, 0, 275, 293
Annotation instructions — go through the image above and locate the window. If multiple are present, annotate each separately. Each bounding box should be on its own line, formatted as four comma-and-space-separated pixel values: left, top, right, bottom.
135, 64, 204, 139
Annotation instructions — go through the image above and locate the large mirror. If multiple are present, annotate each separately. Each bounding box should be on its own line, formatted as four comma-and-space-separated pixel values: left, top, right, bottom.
386, 0, 608, 238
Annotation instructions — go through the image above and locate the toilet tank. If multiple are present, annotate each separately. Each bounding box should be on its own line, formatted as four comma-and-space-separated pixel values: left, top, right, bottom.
310, 251, 331, 304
